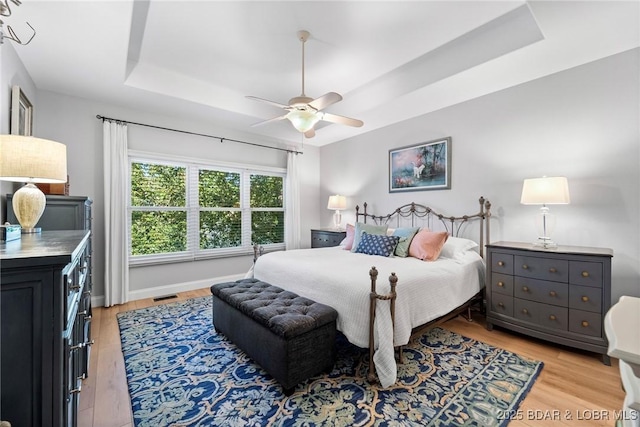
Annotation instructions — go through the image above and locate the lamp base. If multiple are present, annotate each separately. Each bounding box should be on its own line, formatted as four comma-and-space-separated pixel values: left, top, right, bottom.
332, 210, 342, 230
21, 227, 42, 234
12, 183, 47, 232
533, 237, 557, 249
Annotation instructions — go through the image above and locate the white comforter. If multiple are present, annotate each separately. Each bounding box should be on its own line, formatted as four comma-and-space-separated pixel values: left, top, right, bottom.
252, 247, 485, 387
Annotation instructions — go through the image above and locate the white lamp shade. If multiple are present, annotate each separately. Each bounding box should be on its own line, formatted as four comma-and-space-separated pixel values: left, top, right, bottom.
521, 176, 570, 205
0, 135, 67, 183
286, 109, 321, 133
327, 195, 347, 210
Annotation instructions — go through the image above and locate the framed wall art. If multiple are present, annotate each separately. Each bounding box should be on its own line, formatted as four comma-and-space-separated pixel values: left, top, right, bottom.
389, 137, 451, 193
11, 85, 33, 136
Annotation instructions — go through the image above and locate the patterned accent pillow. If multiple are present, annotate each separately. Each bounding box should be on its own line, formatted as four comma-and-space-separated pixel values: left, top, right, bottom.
355, 232, 400, 257
350, 222, 389, 253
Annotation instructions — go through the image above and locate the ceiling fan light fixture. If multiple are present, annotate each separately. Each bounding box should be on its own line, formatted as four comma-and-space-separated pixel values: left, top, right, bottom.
286, 109, 321, 133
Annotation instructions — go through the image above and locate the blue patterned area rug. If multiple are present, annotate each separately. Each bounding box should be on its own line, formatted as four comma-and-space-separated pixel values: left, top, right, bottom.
117, 296, 543, 427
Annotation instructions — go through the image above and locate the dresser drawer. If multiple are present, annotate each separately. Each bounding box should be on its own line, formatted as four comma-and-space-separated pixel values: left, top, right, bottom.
538, 304, 569, 331
569, 309, 602, 337
491, 252, 513, 274
311, 230, 346, 248
490, 293, 513, 317
514, 277, 568, 307
569, 261, 603, 288
515, 255, 568, 283
491, 273, 513, 296
513, 298, 568, 331
569, 285, 602, 313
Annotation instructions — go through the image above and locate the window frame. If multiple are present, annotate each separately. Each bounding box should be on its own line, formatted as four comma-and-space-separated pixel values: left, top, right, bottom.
128, 150, 286, 266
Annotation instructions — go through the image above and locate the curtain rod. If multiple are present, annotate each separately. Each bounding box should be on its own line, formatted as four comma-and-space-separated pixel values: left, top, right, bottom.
96, 115, 303, 155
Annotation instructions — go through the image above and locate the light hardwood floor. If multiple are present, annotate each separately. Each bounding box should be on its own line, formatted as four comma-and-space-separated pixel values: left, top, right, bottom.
79, 288, 625, 427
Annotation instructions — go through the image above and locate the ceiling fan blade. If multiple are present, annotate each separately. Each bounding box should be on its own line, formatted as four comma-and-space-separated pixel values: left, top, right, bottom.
308, 92, 342, 111
320, 112, 363, 128
246, 95, 290, 110
304, 128, 316, 138
251, 114, 288, 127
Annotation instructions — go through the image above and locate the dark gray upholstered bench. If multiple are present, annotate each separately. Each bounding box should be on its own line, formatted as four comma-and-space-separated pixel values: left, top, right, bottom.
210, 278, 338, 394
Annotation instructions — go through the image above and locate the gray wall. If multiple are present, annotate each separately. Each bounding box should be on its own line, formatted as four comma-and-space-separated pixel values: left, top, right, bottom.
320, 48, 640, 303
1, 43, 38, 217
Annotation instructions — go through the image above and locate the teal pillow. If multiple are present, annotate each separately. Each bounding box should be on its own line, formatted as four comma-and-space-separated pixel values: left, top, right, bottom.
351, 222, 388, 252
392, 227, 420, 257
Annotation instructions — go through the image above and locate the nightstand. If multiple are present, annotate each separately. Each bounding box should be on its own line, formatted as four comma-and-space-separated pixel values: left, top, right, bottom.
311, 228, 346, 248
486, 241, 613, 364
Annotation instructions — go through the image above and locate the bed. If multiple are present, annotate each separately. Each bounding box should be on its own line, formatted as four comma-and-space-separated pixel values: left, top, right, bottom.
252, 196, 491, 388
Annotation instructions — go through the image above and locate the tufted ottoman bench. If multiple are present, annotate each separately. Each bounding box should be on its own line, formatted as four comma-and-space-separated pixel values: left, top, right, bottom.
210, 278, 338, 394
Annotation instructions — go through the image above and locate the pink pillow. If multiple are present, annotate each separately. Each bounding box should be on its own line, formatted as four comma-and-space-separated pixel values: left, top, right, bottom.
409, 230, 449, 261
340, 224, 355, 250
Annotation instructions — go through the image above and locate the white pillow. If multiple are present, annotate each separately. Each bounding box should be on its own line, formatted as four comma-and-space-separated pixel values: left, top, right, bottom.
439, 236, 478, 258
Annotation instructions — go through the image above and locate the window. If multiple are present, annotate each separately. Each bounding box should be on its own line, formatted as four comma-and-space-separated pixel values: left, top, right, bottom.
129, 154, 285, 264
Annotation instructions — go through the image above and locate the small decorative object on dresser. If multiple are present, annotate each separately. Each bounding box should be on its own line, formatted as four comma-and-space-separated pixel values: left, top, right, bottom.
311, 228, 347, 248
486, 241, 613, 364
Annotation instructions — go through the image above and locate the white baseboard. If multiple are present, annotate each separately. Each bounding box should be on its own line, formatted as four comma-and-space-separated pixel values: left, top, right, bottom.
91, 273, 246, 307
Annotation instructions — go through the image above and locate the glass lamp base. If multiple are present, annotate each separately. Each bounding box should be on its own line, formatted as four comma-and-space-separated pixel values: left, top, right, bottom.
332, 210, 342, 230
21, 227, 42, 234
533, 237, 557, 249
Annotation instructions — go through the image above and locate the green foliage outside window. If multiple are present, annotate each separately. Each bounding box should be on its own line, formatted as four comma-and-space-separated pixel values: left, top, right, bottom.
130, 161, 285, 258
199, 170, 240, 207
131, 211, 187, 255
250, 175, 283, 208
130, 163, 187, 256
131, 163, 185, 206
200, 211, 242, 249
252, 211, 285, 244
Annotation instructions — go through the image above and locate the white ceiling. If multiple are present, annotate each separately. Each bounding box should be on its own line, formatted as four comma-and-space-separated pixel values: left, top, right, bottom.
7, 1, 640, 147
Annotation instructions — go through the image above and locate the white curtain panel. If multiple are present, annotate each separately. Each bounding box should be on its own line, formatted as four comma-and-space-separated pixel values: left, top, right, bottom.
103, 120, 130, 306
285, 151, 301, 250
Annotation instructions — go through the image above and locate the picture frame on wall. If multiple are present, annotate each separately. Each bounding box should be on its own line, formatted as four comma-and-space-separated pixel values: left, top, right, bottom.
389, 137, 451, 192
10, 85, 33, 136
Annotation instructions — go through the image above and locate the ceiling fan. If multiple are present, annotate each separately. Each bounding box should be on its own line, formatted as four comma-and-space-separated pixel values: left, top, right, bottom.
246, 30, 363, 138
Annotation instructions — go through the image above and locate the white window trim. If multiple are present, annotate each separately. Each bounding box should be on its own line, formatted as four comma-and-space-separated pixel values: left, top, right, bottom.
128, 150, 286, 267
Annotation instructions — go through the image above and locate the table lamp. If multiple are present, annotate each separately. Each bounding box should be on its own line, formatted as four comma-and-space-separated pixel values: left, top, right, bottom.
327, 194, 347, 230
520, 176, 570, 248
0, 135, 67, 233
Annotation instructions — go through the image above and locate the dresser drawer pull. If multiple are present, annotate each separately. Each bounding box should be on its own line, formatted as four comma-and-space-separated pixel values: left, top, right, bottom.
70, 375, 85, 394
497, 281, 504, 287
581, 321, 589, 327
70, 340, 95, 351
522, 286, 529, 292
581, 271, 590, 278
549, 291, 557, 297
522, 264, 529, 270
549, 314, 557, 321
549, 267, 557, 273
497, 261, 505, 267
581, 296, 589, 302
521, 308, 529, 315
498, 302, 505, 308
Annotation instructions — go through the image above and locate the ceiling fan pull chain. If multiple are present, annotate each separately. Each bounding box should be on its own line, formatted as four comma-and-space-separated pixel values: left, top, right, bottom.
299, 30, 308, 97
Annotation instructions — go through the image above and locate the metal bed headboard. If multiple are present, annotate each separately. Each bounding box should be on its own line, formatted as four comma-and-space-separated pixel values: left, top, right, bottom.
355, 196, 491, 257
